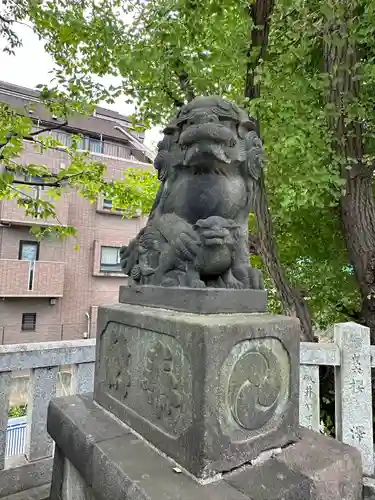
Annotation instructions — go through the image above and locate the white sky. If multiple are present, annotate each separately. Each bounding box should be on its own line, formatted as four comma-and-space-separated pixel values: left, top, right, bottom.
0, 23, 162, 148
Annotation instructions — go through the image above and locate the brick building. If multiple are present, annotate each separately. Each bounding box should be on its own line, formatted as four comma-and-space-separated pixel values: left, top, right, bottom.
0, 81, 154, 344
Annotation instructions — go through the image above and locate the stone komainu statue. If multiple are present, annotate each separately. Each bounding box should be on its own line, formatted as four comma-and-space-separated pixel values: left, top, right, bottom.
120, 95, 264, 289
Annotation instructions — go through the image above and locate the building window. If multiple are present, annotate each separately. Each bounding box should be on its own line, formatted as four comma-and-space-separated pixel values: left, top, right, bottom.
49, 130, 72, 147
11, 175, 45, 201
117, 144, 131, 159
55, 131, 72, 147
88, 138, 103, 153
102, 199, 122, 212
100, 246, 122, 273
19, 240, 39, 261
22, 313, 36, 331
102, 141, 119, 157
37, 129, 135, 160
103, 199, 113, 210
19, 241, 39, 290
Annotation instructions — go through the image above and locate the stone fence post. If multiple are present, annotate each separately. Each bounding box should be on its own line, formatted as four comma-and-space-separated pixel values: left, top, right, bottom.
334, 322, 374, 476
299, 364, 320, 432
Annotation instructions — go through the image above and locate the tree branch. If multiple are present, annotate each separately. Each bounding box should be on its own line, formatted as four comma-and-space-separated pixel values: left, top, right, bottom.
0, 14, 31, 29
0, 14, 13, 24
9, 167, 98, 188
245, 0, 275, 103
162, 84, 185, 108
248, 233, 260, 255
28, 120, 68, 137
0, 119, 68, 160
175, 68, 195, 102
9, 185, 65, 226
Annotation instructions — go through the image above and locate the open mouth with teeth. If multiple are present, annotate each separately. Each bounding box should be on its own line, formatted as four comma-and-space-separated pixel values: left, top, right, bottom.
179, 122, 237, 170
182, 142, 232, 170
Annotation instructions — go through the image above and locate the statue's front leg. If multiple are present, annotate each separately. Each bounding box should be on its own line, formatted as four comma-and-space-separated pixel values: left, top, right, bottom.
219, 268, 246, 289
152, 214, 205, 287
227, 235, 264, 290
229, 260, 264, 290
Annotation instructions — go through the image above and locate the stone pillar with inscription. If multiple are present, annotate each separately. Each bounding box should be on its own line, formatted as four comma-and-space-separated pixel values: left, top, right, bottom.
47, 96, 363, 500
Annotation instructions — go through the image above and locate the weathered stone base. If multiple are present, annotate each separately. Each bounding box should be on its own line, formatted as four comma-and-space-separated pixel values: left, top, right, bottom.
95, 304, 301, 478
47, 394, 363, 500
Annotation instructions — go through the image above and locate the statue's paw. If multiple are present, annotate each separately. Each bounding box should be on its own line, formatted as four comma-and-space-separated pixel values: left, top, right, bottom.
225, 278, 245, 289
161, 270, 189, 287
190, 279, 206, 288
175, 231, 201, 262
161, 278, 179, 287
119, 245, 135, 273
220, 270, 245, 289
130, 265, 155, 282
119, 245, 128, 262
247, 267, 264, 290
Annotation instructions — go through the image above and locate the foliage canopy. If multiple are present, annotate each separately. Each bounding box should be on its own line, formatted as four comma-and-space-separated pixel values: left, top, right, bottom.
2, 0, 375, 332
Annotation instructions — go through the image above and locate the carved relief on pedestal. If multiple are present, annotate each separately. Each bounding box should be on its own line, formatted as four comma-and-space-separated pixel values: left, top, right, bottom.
141, 340, 183, 421
136, 335, 192, 438
104, 322, 132, 400
220, 337, 290, 437
98, 322, 193, 438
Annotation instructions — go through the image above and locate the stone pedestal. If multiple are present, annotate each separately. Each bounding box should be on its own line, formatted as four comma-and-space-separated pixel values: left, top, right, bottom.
94, 298, 298, 478
47, 286, 363, 500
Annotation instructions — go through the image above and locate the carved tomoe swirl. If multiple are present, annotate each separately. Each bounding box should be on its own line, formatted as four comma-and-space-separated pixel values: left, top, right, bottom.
227, 347, 282, 430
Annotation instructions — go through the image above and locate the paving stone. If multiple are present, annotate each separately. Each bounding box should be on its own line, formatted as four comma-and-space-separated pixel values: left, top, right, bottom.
225, 458, 313, 500
275, 428, 363, 500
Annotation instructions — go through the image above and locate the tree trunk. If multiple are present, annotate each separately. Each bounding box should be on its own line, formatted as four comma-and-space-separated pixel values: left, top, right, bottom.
324, 6, 375, 342
246, 0, 314, 341
343, 178, 375, 341
255, 176, 314, 341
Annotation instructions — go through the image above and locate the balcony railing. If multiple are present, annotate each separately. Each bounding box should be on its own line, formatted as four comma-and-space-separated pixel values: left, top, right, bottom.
0, 339, 95, 498
0, 260, 65, 298
0, 193, 69, 227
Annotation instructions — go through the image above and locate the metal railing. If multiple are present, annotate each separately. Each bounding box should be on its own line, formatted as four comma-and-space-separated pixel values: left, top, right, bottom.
6, 417, 27, 457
